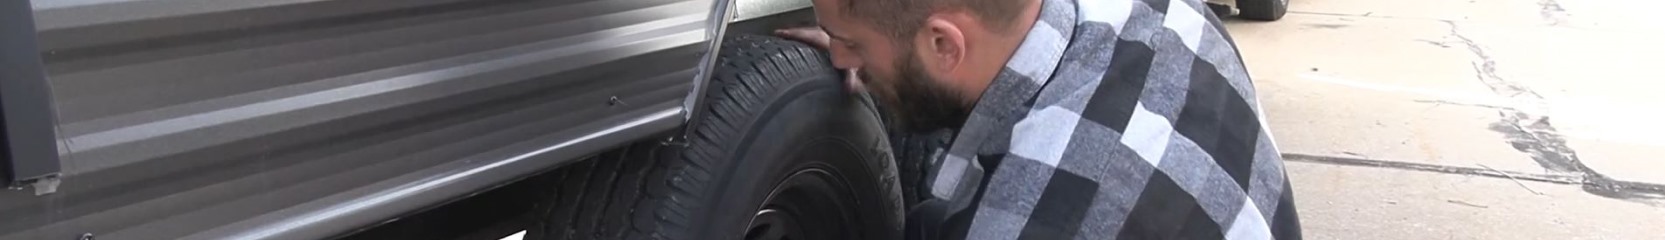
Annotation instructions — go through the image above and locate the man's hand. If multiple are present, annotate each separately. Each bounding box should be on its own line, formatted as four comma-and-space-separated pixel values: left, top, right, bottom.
775, 27, 865, 92
774, 27, 832, 49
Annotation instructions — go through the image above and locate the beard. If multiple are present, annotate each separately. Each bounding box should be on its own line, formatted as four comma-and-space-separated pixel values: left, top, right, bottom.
861, 52, 971, 133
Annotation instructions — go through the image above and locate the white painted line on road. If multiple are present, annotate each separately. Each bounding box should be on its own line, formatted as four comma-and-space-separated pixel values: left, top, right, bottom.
1297, 73, 1516, 109
500, 230, 526, 240
1298, 73, 1665, 147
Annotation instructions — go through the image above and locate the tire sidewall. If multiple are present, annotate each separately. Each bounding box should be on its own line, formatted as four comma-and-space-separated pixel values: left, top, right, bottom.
693, 75, 904, 239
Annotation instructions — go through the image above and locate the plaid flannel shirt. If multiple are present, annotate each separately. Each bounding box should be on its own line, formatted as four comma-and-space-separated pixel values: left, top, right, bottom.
922, 0, 1301, 238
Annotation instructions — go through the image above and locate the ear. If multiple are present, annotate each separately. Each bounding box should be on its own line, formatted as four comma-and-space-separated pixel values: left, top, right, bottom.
915, 16, 967, 72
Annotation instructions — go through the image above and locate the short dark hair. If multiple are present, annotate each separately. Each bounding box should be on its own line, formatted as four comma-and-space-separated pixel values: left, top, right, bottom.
841, 0, 1029, 41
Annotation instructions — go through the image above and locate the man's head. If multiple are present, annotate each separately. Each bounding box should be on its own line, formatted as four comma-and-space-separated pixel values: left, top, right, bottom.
811, 0, 1038, 132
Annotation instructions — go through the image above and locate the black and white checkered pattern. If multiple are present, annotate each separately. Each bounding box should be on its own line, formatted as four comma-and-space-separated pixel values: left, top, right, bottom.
927, 0, 1301, 238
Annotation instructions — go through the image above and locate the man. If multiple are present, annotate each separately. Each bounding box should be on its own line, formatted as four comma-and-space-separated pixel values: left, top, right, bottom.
777, 0, 1302, 239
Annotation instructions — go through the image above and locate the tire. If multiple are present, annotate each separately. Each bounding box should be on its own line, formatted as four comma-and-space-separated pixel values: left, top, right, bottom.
1237, 0, 1288, 21
528, 35, 905, 240
889, 128, 954, 207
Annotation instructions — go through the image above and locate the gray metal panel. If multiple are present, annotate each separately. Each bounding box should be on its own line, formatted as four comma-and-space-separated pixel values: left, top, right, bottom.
1, 0, 713, 239
732, 0, 811, 22
1, 0, 63, 189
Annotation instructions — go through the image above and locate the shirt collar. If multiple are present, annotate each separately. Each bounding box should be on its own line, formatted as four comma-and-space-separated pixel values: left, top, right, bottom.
946, 0, 1078, 156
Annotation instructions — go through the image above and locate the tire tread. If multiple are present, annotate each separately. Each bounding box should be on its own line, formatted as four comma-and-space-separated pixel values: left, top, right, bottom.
530, 35, 843, 240
1237, 0, 1288, 21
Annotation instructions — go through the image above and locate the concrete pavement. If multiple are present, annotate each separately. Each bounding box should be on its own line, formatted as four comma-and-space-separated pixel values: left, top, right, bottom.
1225, 0, 1665, 238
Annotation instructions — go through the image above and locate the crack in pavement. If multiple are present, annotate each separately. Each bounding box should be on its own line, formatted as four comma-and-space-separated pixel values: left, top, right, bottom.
1444, 20, 1570, 172
1538, 0, 1569, 25
1489, 112, 1582, 173
1425, 21, 1663, 204
1444, 20, 1543, 100
1283, 153, 1665, 206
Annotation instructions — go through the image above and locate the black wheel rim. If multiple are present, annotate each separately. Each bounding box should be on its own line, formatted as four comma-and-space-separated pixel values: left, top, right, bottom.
744, 168, 861, 240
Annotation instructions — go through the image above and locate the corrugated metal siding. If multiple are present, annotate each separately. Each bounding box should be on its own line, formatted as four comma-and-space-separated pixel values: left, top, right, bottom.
0, 0, 709, 238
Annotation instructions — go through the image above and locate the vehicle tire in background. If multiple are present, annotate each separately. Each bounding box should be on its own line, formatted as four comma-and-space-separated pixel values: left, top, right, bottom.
1237, 0, 1289, 21
889, 129, 954, 207
528, 35, 905, 240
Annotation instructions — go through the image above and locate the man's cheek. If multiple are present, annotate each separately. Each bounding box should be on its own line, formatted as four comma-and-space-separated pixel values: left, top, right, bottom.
870, 85, 905, 119
858, 78, 893, 102
875, 83, 906, 107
